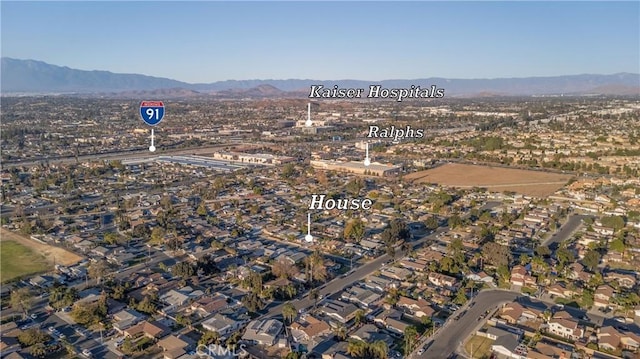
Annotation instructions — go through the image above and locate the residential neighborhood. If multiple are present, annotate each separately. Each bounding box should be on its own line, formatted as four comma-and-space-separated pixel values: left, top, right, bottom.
2, 87, 640, 359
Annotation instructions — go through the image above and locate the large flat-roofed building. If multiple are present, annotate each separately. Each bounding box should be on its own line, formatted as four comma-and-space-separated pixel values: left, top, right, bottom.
212, 151, 295, 165
310, 159, 401, 177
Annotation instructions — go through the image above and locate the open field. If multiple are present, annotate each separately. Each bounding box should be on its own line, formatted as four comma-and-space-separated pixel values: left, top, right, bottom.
0, 240, 50, 282
0, 229, 83, 282
406, 163, 572, 197
465, 334, 494, 359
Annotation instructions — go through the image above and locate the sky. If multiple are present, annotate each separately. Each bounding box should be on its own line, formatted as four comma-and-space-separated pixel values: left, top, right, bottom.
1, 1, 639, 83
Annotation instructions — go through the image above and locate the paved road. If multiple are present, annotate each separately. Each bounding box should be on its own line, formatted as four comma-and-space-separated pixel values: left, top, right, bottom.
542, 214, 593, 247
418, 289, 520, 359
261, 252, 392, 319
2, 143, 235, 168
260, 227, 447, 319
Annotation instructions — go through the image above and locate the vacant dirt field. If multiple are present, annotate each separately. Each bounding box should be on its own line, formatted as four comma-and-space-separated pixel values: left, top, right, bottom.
0, 229, 83, 267
406, 163, 572, 197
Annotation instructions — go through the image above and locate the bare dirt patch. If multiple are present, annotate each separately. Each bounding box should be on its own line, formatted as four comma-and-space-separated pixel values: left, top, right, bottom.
406, 163, 572, 197
0, 229, 83, 266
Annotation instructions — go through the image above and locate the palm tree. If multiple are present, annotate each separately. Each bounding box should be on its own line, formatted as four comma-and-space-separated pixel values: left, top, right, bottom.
404, 325, 418, 354
310, 289, 320, 310
370, 340, 389, 359
305, 251, 327, 284
282, 303, 297, 324
346, 339, 367, 358
354, 309, 366, 327
333, 324, 347, 341
29, 343, 47, 358
283, 284, 297, 299
10, 288, 33, 319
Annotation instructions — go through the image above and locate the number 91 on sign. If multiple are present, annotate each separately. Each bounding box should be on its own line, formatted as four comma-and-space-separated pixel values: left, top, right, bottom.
140, 101, 165, 126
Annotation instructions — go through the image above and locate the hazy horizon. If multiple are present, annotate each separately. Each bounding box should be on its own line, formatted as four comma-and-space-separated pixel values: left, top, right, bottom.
4, 56, 640, 85
2, 2, 639, 83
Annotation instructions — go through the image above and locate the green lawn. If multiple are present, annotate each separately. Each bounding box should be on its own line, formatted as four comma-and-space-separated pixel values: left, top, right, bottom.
465, 335, 494, 359
1, 240, 50, 283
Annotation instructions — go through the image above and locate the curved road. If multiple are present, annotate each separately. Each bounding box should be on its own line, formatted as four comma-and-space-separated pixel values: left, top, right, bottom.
418, 289, 520, 359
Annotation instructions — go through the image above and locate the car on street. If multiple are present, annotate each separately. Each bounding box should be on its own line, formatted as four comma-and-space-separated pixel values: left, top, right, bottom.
82, 349, 92, 357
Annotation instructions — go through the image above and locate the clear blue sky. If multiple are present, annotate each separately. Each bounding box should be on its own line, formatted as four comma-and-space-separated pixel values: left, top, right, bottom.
2, 1, 638, 82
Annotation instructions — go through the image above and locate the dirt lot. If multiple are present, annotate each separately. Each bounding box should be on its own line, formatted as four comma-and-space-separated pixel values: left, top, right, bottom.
406, 163, 572, 197
0, 228, 83, 266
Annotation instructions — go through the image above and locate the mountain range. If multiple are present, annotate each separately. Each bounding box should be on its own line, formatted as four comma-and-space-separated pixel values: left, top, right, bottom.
1, 57, 639, 97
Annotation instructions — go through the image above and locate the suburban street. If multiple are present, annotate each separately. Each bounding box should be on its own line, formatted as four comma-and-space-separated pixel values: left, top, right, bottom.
541, 214, 593, 247
418, 289, 520, 359
260, 227, 448, 319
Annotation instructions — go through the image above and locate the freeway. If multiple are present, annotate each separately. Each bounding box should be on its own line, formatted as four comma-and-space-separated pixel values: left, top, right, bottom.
418, 289, 520, 359
2, 143, 237, 168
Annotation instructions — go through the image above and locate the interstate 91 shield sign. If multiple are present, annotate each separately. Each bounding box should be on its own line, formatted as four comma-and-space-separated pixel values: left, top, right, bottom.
139, 101, 165, 126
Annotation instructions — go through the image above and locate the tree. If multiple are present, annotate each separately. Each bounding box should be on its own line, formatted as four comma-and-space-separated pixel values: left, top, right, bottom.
48, 284, 78, 310
196, 202, 208, 216
609, 238, 625, 254
103, 232, 120, 245
556, 248, 575, 270
176, 313, 192, 328
370, 340, 388, 359
481, 242, 512, 267
453, 289, 468, 305
149, 227, 165, 245
136, 295, 157, 314
346, 178, 365, 196
587, 272, 604, 289
29, 342, 47, 358
354, 309, 366, 327
581, 290, 594, 309
344, 218, 366, 243
334, 324, 347, 341
600, 216, 625, 231
167, 236, 183, 252
281, 163, 296, 179
18, 328, 49, 347
347, 339, 367, 357
519, 254, 531, 266
497, 264, 511, 287
11, 288, 33, 318
172, 262, 195, 279
241, 292, 264, 313
582, 250, 601, 272
448, 238, 466, 270
310, 289, 320, 310
305, 251, 327, 284
424, 216, 439, 230
284, 351, 302, 359
272, 259, 298, 280
88, 259, 110, 284
448, 215, 463, 229
282, 303, 297, 324
404, 326, 419, 353
70, 299, 107, 327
